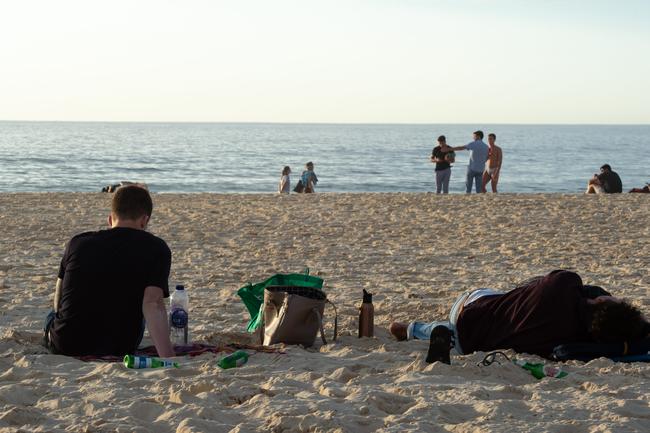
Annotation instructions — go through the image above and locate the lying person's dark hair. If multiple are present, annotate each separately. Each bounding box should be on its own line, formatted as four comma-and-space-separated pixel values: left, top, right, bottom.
590, 300, 648, 343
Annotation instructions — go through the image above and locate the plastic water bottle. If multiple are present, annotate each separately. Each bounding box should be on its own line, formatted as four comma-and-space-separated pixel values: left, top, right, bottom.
514, 359, 568, 379
169, 285, 189, 347
124, 355, 179, 369
217, 350, 249, 369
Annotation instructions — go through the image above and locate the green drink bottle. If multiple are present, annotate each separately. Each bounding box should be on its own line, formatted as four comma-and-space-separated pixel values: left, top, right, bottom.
514, 359, 567, 379
124, 355, 179, 369
217, 350, 249, 369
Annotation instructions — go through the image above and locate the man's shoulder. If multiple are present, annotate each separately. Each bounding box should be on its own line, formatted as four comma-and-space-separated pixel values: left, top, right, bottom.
72, 229, 169, 253
541, 270, 583, 294
67, 230, 101, 247
135, 230, 171, 254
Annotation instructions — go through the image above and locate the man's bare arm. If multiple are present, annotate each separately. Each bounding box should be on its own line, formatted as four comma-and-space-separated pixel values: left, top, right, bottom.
142, 286, 175, 358
450, 146, 467, 151
495, 148, 503, 170
53, 278, 62, 312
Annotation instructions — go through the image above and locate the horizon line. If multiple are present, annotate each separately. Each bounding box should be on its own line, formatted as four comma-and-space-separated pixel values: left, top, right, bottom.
1, 119, 649, 127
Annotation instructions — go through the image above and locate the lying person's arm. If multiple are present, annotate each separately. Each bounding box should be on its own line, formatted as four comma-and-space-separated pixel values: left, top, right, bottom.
142, 285, 175, 358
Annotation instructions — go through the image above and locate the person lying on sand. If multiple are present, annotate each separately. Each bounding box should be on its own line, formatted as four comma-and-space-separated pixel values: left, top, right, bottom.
43, 185, 175, 357
629, 184, 650, 193
389, 270, 650, 364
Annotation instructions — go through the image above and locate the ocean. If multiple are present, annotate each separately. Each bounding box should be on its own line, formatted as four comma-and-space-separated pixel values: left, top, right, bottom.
0, 121, 647, 193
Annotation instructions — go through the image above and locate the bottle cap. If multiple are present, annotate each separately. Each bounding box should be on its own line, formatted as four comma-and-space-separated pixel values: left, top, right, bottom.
362, 289, 372, 303
176, 285, 185, 291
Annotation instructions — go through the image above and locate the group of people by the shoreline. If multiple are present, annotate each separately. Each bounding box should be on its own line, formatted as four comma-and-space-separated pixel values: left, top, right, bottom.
430, 130, 503, 194
274, 130, 647, 195
278, 161, 318, 194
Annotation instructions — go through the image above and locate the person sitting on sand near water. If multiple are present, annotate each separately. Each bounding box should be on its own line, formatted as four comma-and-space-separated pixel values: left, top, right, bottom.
43, 185, 175, 357
299, 161, 318, 193
389, 270, 650, 364
586, 164, 622, 194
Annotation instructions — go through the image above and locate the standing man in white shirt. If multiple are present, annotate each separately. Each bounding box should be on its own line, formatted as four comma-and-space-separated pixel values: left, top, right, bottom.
450, 130, 490, 193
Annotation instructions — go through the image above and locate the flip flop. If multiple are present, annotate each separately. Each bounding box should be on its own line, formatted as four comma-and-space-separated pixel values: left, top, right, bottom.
426, 325, 452, 364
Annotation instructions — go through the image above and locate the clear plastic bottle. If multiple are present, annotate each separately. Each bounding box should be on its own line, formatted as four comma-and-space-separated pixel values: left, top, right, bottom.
169, 285, 189, 347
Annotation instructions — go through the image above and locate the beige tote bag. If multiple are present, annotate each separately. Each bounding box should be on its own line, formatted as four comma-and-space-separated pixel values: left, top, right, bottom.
261, 286, 337, 347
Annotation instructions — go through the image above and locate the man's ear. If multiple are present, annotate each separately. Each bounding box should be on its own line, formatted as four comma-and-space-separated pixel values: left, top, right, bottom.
108, 214, 113, 227
140, 215, 150, 229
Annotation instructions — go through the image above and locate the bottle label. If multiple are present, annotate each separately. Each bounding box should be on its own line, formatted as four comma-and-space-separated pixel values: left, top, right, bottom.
170, 308, 188, 328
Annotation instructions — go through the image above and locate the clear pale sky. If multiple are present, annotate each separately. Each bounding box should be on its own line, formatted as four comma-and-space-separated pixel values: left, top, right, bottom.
1, 0, 648, 124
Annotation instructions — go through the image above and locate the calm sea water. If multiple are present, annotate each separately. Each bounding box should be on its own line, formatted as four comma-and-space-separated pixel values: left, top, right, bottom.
0, 121, 647, 193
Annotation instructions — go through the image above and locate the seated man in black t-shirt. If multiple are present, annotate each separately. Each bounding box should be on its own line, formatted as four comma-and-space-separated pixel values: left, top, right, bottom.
389, 270, 649, 364
586, 164, 623, 194
44, 185, 175, 357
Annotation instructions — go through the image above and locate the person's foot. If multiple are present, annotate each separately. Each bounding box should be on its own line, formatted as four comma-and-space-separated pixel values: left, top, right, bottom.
426, 325, 452, 364
389, 322, 408, 341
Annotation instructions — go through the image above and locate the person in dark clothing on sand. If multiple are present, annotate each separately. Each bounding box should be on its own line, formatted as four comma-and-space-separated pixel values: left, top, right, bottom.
389, 270, 649, 364
586, 164, 623, 194
44, 185, 175, 358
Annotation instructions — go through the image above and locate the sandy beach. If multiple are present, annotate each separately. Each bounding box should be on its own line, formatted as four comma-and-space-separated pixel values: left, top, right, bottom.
1, 192, 649, 433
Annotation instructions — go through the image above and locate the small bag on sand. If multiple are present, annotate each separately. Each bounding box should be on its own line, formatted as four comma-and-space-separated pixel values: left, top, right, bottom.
261, 286, 337, 346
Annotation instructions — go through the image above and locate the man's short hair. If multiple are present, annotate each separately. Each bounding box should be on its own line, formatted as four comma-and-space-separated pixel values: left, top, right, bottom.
488, 133, 496, 139
600, 164, 612, 171
474, 130, 484, 139
437, 135, 446, 143
111, 185, 153, 220
590, 300, 647, 343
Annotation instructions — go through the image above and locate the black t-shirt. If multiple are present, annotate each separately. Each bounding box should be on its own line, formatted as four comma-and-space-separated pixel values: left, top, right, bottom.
50, 227, 171, 356
597, 170, 623, 193
432, 146, 451, 171
457, 270, 593, 358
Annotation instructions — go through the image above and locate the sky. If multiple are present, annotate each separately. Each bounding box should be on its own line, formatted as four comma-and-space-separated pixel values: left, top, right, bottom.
0, 0, 649, 124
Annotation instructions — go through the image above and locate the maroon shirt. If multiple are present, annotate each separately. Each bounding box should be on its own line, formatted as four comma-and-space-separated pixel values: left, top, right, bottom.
457, 270, 593, 358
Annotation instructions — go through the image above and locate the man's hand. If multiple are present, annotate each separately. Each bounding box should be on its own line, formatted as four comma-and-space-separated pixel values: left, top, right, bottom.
142, 286, 175, 358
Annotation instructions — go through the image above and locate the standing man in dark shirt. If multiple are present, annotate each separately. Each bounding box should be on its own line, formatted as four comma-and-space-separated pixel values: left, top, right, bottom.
586, 164, 623, 194
44, 185, 175, 357
389, 270, 648, 363
430, 135, 455, 194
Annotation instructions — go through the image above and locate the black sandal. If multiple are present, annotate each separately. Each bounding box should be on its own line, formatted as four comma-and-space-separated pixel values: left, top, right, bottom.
426, 325, 452, 364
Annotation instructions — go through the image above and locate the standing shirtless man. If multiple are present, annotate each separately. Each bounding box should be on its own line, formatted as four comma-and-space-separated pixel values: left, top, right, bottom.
482, 133, 502, 193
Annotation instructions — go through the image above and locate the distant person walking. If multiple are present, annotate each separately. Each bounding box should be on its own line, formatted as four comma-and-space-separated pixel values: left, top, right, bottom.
450, 130, 489, 193
586, 164, 622, 194
278, 166, 291, 194
430, 135, 455, 194
481, 133, 503, 193
297, 161, 318, 193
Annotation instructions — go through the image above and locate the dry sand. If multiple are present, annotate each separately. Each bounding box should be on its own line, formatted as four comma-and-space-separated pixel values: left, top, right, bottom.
1, 192, 649, 433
